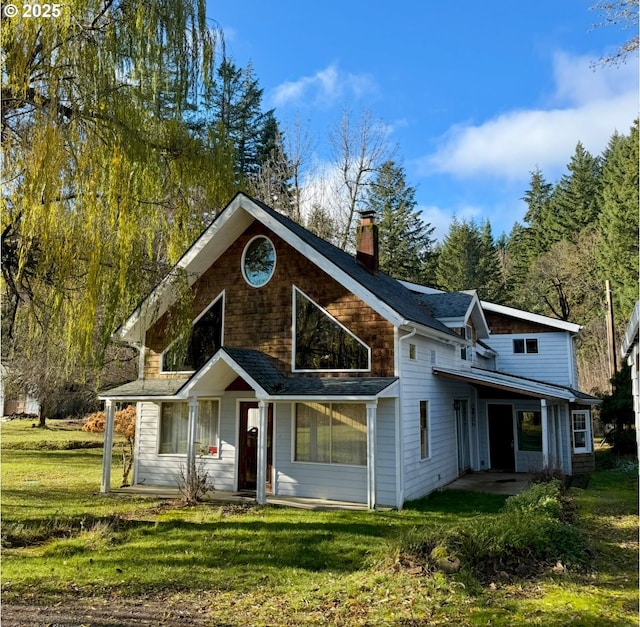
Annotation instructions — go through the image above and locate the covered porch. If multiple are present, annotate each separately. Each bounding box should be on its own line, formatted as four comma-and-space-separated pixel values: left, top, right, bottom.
434, 366, 600, 475
99, 347, 399, 509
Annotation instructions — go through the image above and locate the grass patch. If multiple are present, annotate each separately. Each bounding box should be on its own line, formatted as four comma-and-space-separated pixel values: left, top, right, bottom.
1, 423, 638, 626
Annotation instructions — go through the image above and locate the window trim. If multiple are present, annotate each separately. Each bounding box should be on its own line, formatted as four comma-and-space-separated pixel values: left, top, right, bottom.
293, 401, 367, 466
419, 400, 430, 460
158, 401, 189, 455
291, 286, 371, 373
196, 397, 221, 457
160, 291, 225, 374
157, 398, 221, 457
241, 235, 277, 288
571, 409, 592, 454
513, 338, 539, 354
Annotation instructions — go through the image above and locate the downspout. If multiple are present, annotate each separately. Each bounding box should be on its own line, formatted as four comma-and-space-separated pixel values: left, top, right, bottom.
396, 325, 417, 509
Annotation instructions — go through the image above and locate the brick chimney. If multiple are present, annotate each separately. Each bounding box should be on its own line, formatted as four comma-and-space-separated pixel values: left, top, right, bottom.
356, 210, 379, 273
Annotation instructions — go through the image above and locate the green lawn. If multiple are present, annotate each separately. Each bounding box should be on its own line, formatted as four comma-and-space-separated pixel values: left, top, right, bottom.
1, 419, 638, 626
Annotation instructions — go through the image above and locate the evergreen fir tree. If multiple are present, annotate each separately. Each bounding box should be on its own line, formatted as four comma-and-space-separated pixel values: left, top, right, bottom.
597, 121, 640, 321
363, 161, 435, 283
436, 218, 483, 292
522, 167, 554, 253
547, 142, 602, 243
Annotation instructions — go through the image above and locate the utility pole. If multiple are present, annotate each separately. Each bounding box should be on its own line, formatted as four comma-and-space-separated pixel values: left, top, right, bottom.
605, 280, 617, 388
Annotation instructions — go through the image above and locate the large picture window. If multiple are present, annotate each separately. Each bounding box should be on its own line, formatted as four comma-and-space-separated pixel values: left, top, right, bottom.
159, 399, 220, 455
293, 287, 370, 371
295, 402, 367, 465
517, 410, 542, 452
162, 294, 224, 372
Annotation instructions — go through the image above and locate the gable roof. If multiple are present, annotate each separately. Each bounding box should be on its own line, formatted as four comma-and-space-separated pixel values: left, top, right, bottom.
400, 281, 490, 339
481, 301, 582, 334
116, 193, 460, 344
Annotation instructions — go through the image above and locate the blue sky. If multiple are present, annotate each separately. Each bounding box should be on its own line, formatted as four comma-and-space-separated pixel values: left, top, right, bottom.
207, 1, 638, 240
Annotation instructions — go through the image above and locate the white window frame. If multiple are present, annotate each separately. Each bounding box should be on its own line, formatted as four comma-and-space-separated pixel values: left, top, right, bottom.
513, 338, 539, 354
292, 286, 371, 373
571, 410, 592, 454
160, 291, 225, 374
409, 343, 417, 360
158, 402, 189, 455
196, 398, 221, 457
158, 398, 221, 456
419, 400, 430, 460
241, 235, 277, 288
293, 402, 367, 466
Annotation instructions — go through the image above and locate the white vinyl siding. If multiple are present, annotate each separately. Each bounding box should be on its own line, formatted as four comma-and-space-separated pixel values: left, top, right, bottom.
400, 336, 463, 502
275, 402, 368, 503
484, 332, 574, 386
134, 393, 249, 490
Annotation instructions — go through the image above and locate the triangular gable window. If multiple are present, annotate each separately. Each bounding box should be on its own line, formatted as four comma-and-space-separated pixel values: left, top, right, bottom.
293, 287, 370, 372
162, 293, 224, 372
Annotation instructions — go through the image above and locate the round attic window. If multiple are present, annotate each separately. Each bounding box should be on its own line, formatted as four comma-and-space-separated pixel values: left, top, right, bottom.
242, 236, 276, 287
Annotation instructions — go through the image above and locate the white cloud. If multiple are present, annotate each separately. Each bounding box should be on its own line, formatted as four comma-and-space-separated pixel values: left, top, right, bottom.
419, 52, 638, 181
270, 63, 377, 108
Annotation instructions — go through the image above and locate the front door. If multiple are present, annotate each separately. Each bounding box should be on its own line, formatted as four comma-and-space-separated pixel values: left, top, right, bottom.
238, 402, 273, 491
455, 400, 471, 473
488, 403, 515, 471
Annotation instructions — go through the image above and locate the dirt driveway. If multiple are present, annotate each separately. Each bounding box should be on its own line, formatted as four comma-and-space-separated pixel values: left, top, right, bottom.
1, 595, 213, 627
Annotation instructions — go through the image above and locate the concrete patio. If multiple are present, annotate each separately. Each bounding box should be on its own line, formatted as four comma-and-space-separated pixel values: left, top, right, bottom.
445, 472, 531, 495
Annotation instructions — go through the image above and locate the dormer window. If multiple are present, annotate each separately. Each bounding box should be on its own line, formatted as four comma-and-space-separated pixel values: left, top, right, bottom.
162, 293, 224, 372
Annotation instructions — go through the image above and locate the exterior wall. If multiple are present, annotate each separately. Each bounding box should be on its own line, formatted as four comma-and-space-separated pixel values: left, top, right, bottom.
134, 391, 253, 490
484, 332, 574, 386
569, 404, 596, 474
484, 312, 562, 335
144, 221, 395, 379
373, 398, 397, 507
478, 400, 575, 475
273, 402, 368, 503
399, 334, 473, 503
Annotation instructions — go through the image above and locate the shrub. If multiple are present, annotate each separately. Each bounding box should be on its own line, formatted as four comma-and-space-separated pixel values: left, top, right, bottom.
395, 482, 588, 582
83, 405, 136, 486
503, 480, 564, 519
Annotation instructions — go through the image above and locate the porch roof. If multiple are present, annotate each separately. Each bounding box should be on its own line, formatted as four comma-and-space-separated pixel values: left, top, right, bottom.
100, 347, 399, 401
433, 366, 600, 404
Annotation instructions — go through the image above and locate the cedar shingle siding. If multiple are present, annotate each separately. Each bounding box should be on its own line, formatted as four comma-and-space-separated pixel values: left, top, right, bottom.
145, 221, 395, 378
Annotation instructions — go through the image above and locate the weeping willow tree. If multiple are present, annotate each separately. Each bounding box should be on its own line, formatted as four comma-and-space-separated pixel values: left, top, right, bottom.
1, 1, 237, 421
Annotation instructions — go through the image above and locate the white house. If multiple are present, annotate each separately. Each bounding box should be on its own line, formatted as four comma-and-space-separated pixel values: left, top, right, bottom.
100, 193, 599, 508
621, 301, 640, 462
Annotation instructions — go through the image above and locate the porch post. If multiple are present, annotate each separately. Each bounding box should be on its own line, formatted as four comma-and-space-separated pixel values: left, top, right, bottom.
366, 401, 377, 509
101, 400, 115, 493
541, 399, 549, 469
187, 398, 199, 485
256, 400, 268, 505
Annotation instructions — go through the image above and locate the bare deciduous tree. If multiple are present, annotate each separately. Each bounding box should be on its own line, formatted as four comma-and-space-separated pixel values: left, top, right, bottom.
328, 110, 393, 251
